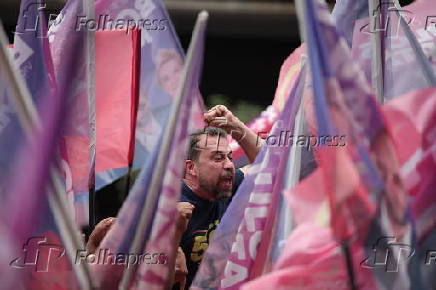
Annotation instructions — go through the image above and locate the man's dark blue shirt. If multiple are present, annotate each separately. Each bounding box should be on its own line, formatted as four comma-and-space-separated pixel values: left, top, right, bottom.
178, 169, 244, 289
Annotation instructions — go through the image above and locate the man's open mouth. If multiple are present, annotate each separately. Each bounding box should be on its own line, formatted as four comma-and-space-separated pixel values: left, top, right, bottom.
220, 176, 233, 188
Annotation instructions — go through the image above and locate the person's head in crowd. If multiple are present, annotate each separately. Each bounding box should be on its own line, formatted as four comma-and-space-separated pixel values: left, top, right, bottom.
184, 127, 235, 201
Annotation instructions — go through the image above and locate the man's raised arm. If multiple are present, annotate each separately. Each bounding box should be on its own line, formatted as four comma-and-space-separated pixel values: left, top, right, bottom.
203, 105, 263, 164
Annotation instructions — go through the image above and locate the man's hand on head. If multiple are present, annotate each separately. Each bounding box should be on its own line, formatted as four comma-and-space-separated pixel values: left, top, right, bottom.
204, 105, 263, 163
204, 105, 246, 141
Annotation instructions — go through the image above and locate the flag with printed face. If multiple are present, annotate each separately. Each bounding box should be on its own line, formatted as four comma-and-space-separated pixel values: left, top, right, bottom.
92, 0, 205, 191
93, 10, 208, 290
301, 0, 412, 288
191, 61, 308, 290
0, 0, 86, 288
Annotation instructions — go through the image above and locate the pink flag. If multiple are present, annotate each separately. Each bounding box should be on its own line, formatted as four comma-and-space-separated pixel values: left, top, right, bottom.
241, 225, 376, 290
95, 29, 140, 173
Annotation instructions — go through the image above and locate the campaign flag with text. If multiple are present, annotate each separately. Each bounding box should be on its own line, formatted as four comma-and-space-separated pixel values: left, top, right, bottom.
0, 0, 55, 196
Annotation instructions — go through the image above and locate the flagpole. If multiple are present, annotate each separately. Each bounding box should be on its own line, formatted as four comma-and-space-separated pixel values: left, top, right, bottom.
281, 92, 305, 239
84, 0, 97, 231
49, 168, 96, 290
342, 242, 357, 290
124, 28, 142, 197
280, 1, 309, 240
0, 20, 94, 290
368, 0, 384, 104
118, 11, 209, 290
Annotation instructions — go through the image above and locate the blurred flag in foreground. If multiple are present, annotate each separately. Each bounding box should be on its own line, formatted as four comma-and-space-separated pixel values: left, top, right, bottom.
0, 0, 90, 288
383, 87, 436, 289
247, 0, 412, 289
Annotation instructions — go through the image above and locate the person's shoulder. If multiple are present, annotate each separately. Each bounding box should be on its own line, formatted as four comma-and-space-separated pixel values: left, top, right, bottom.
180, 182, 197, 204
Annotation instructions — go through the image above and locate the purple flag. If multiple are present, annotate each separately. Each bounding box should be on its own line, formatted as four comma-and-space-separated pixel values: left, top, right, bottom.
48, 0, 91, 226
331, 0, 368, 47
0, 0, 84, 288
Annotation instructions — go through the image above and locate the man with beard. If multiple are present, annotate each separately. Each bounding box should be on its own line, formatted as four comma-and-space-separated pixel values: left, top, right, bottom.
91, 105, 261, 289
176, 105, 261, 289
